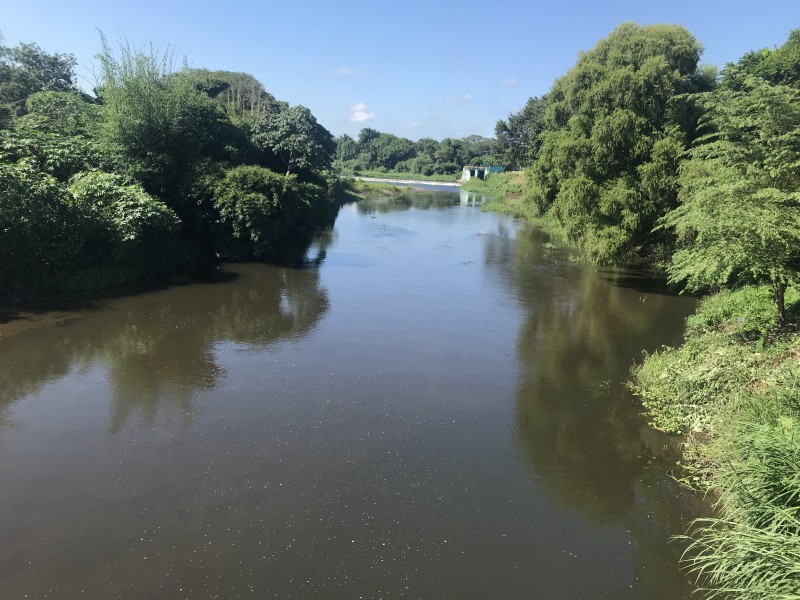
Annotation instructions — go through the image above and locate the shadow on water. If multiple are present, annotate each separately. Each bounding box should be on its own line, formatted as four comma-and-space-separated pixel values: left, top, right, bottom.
267, 225, 339, 269
483, 224, 704, 598
0, 260, 331, 434
0, 265, 242, 326
598, 266, 687, 297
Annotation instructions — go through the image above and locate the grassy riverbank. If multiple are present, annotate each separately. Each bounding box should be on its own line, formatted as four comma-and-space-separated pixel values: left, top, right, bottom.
346, 179, 412, 197
631, 286, 800, 597
461, 171, 524, 199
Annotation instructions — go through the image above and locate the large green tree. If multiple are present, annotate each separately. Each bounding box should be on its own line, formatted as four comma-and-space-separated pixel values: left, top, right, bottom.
0, 41, 77, 115
493, 95, 548, 169
661, 77, 800, 327
251, 105, 335, 178
526, 23, 712, 262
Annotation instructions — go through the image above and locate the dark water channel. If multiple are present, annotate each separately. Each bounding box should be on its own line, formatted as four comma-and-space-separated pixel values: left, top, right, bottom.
0, 189, 702, 599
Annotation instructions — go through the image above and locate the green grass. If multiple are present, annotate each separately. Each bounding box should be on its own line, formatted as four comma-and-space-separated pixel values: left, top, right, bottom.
461, 171, 524, 198
344, 178, 412, 198
631, 285, 800, 598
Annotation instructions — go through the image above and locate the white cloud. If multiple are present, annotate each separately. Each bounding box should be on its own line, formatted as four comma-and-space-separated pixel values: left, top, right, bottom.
348, 102, 375, 123
462, 93, 473, 101
333, 66, 354, 76
500, 78, 517, 87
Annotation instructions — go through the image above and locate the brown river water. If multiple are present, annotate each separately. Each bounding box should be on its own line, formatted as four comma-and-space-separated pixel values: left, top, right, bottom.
0, 189, 703, 599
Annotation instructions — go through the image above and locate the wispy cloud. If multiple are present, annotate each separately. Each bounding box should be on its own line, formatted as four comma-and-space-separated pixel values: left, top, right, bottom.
348, 102, 375, 123
333, 66, 354, 76
462, 93, 473, 101
500, 78, 517, 87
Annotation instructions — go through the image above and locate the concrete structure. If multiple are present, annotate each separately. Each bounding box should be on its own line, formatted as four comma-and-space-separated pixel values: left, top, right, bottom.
460, 165, 504, 181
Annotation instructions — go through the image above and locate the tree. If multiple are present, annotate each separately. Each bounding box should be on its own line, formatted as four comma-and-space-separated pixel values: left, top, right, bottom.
660, 78, 800, 327
335, 134, 358, 161
96, 35, 227, 217
0, 42, 77, 114
187, 69, 281, 126
0, 162, 81, 290
357, 127, 380, 148
251, 105, 334, 178
493, 95, 548, 169
69, 171, 180, 246
721, 29, 800, 89
526, 23, 710, 263
24, 90, 100, 136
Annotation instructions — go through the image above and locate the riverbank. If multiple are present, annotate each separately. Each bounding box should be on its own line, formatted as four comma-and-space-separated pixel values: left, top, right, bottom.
353, 176, 461, 187
630, 286, 800, 596
350, 170, 461, 184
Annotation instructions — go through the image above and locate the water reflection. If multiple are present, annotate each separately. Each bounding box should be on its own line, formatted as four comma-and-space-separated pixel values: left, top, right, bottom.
490, 225, 702, 596
459, 189, 487, 205
356, 191, 461, 214
501, 228, 692, 514
0, 263, 330, 432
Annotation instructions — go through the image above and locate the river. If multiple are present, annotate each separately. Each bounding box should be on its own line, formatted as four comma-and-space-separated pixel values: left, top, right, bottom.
0, 188, 702, 599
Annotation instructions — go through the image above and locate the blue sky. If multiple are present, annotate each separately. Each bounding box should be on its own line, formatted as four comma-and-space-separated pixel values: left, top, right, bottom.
3, 0, 799, 140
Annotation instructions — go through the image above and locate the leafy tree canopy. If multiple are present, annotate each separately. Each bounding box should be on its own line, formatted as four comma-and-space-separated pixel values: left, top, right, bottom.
661, 77, 800, 326
187, 69, 281, 127
0, 41, 77, 114
252, 105, 335, 178
722, 29, 800, 89
526, 22, 710, 263
493, 95, 548, 169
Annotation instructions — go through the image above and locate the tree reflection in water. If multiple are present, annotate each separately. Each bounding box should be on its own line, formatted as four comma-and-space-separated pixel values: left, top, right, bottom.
482, 224, 705, 597
0, 259, 330, 433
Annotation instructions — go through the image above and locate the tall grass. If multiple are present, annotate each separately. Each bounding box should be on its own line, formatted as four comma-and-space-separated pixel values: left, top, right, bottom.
631, 285, 800, 598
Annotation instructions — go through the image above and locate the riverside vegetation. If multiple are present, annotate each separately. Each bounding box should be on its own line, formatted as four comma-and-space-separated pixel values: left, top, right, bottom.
4, 21, 800, 599
485, 23, 800, 598
0, 35, 346, 296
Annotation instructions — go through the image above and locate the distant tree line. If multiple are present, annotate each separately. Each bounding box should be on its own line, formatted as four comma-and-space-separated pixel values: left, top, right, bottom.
0, 35, 341, 294
335, 129, 493, 177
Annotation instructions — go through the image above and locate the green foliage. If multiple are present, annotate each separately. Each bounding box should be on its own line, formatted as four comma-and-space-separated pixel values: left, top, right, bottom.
461, 171, 524, 198
632, 285, 800, 433
337, 129, 495, 178
0, 162, 83, 290
0, 113, 104, 181
96, 35, 227, 215
524, 23, 708, 263
685, 515, 800, 600
0, 41, 77, 114
69, 171, 180, 245
661, 78, 800, 325
251, 105, 335, 177
493, 95, 548, 169
213, 165, 310, 259
722, 29, 800, 89
25, 90, 100, 136
187, 69, 281, 127
631, 283, 800, 599
686, 286, 800, 340
0, 34, 338, 294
